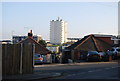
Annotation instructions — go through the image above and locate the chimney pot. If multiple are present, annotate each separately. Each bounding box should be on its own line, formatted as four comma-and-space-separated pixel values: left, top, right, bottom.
30, 30, 32, 33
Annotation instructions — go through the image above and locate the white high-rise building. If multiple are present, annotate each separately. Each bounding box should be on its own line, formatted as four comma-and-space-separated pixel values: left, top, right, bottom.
50, 17, 67, 44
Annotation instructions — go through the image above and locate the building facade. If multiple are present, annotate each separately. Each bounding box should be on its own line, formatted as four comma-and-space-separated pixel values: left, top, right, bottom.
67, 38, 81, 43
12, 35, 41, 44
50, 17, 67, 44
0, 40, 12, 44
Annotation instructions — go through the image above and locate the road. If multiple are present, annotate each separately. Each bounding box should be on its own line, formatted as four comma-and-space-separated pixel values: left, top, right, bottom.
34, 61, 120, 80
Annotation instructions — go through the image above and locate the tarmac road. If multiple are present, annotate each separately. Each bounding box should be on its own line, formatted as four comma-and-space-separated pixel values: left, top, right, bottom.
34, 61, 120, 80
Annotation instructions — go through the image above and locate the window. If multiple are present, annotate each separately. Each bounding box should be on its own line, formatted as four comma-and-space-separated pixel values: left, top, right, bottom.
117, 49, 120, 52
38, 55, 40, 57
111, 49, 115, 51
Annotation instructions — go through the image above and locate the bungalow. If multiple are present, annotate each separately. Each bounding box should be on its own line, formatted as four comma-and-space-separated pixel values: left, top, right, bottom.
62, 34, 112, 63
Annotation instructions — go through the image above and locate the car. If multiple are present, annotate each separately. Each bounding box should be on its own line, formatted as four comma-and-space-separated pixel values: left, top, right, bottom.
98, 52, 106, 60
86, 51, 101, 62
34, 54, 44, 64
98, 52, 109, 61
108, 47, 120, 60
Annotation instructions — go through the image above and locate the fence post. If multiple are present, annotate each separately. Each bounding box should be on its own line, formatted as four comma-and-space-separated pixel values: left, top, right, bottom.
33, 44, 35, 66
0, 44, 2, 80
20, 44, 23, 74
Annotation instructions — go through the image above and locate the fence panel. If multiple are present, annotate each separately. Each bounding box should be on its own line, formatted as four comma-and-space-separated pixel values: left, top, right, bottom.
12, 44, 21, 75
2, 44, 34, 76
22, 44, 33, 74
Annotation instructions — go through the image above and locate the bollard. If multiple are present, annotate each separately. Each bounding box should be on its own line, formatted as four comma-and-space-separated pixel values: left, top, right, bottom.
109, 56, 112, 61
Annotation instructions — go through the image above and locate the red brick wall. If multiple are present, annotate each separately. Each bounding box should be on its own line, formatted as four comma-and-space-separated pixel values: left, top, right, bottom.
74, 51, 80, 60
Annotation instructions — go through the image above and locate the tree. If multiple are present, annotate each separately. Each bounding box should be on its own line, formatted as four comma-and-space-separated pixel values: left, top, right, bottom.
38, 39, 46, 47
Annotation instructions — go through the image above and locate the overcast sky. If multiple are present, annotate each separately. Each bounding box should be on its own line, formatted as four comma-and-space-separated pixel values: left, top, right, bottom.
2, 2, 118, 40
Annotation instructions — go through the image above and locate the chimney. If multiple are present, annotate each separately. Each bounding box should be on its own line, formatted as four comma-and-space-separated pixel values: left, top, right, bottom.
28, 30, 33, 38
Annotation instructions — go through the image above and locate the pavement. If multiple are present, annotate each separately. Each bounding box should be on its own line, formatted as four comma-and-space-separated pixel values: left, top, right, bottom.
2, 61, 119, 81
34, 61, 118, 68
2, 72, 61, 80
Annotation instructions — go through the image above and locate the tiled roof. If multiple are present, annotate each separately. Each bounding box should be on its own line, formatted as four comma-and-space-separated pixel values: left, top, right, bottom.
67, 34, 112, 52
92, 34, 114, 37
18, 37, 51, 54
67, 35, 89, 50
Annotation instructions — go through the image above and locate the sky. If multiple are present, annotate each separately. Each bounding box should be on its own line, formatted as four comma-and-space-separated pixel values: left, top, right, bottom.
2, 2, 118, 40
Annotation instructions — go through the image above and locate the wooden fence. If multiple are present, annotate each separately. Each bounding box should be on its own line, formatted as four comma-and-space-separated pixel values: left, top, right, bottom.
2, 44, 34, 76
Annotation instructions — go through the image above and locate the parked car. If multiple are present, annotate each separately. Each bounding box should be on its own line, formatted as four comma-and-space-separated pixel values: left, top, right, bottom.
98, 52, 106, 60
86, 51, 101, 62
98, 52, 109, 61
108, 47, 120, 60
34, 54, 44, 64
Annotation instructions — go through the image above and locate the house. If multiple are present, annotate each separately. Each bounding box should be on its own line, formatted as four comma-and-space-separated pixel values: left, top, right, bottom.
111, 35, 120, 47
46, 46, 60, 53
93, 34, 118, 47
93, 34, 114, 45
62, 34, 112, 63
0, 40, 12, 44
118, 35, 120, 46
12, 34, 41, 44
18, 30, 51, 63
67, 38, 81, 43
